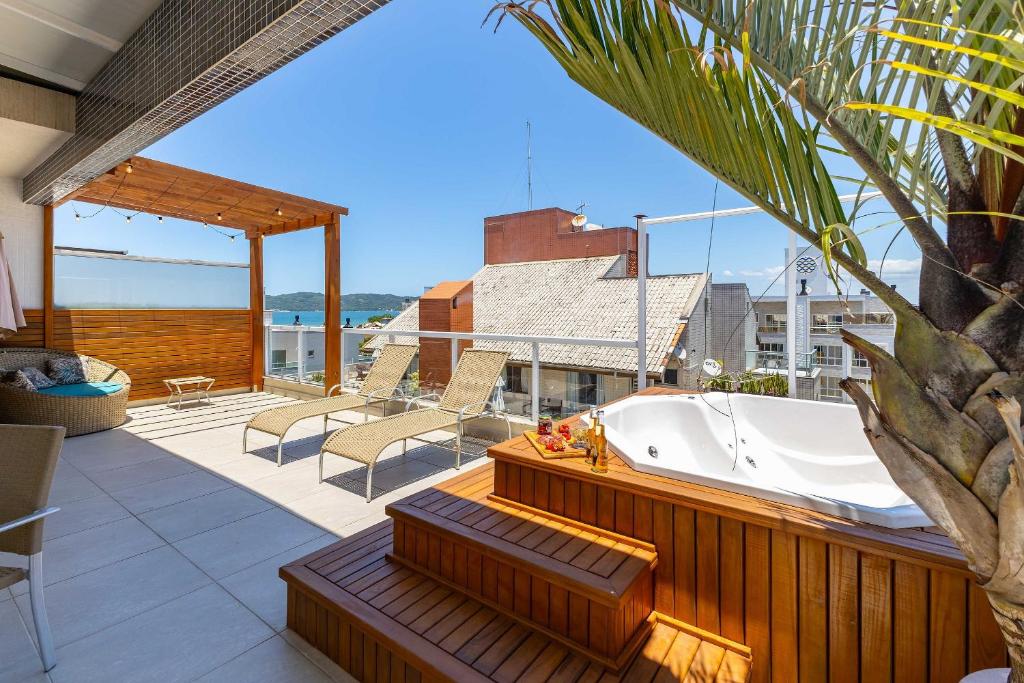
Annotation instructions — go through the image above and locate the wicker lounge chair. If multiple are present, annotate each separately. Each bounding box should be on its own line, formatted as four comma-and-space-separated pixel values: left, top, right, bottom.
0, 348, 130, 437
0, 424, 64, 672
320, 348, 511, 501
243, 343, 418, 466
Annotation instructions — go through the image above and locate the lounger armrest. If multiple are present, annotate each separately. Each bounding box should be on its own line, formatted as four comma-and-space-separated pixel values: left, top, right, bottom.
326, 384, 344, 397
0, 507, 60, 535
405, 392, 441, 412
457, 401, 491, 421
364, 388, 402, 403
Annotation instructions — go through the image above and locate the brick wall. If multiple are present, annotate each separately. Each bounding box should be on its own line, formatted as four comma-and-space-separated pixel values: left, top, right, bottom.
418, 281, 473, 389
484, 208, 638, 274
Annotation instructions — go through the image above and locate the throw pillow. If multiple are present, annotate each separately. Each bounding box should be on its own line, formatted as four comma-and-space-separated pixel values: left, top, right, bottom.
21, 366, 56, 389
47, 356, 87, 385
1, 370, 36, 391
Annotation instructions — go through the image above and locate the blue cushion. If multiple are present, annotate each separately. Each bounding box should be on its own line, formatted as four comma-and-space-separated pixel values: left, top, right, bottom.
37, 382, 123, 397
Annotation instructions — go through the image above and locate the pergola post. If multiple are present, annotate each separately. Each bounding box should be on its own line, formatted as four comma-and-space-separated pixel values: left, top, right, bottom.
324, 213, 342, 394
250, 235, 265, 391
43, 205, 54, 348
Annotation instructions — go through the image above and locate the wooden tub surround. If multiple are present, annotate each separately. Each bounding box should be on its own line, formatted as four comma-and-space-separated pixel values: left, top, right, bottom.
282, 388, 1008, 681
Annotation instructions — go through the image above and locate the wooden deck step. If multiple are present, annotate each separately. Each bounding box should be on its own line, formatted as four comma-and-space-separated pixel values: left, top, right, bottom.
280, 515, 752, 682
385, 491, 658, 668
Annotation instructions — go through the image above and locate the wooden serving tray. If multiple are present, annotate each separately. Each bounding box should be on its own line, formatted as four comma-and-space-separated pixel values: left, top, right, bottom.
524, 430, 590, 460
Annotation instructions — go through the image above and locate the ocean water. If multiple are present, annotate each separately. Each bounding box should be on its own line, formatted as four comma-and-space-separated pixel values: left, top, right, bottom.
270, 310, 394, 326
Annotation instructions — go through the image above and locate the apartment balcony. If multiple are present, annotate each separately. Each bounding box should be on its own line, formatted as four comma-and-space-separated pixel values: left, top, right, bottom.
745, 349, 817, 374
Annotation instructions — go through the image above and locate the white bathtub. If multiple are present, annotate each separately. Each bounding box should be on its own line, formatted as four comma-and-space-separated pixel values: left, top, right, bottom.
590, 393, 930, 528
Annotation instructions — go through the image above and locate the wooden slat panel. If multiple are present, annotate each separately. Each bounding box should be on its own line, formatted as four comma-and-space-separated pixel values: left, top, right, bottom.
893, 561, 929, 683
718, 518, 744, 644
744, 525, 771, 683
860, 554, 893, 683
12, 308, 253, 399
969, 584, 1008, 671
798, 537, 827, 683
930, 571, 967, 683
829, 545, 859, 683
769, 531, 798, 683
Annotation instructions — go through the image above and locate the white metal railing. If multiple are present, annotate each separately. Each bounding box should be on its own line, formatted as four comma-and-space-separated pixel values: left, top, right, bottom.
343, 327, 636, 422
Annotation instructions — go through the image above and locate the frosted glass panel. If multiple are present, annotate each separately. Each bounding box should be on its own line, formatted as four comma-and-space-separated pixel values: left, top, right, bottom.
55, 254, 249, 309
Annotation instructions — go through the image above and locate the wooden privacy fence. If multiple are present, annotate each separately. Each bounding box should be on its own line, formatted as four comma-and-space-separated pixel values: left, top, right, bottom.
1, 309, 252, 400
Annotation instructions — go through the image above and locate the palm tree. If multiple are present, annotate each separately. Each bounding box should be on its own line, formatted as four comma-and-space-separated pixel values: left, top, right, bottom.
493, 0, 1024, 678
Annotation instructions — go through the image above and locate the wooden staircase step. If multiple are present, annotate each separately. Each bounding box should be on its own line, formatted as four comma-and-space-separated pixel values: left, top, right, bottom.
385, 493, 658, 666
281, 520, 752, 682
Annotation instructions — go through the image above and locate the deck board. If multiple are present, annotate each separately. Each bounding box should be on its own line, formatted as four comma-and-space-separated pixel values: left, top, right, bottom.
282, 463, 753, 682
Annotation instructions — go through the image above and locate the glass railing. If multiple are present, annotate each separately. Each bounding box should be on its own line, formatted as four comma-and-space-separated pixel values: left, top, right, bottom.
745, 349, 817, 373
756, 322, 786, 334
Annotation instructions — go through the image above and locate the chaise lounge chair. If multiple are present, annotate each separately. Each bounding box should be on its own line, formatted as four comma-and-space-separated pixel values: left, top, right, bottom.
319, 348, 511, 501
243, 343, 418, 466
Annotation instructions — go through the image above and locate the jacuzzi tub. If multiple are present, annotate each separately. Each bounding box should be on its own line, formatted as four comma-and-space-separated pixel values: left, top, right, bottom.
589, 392, 930, 528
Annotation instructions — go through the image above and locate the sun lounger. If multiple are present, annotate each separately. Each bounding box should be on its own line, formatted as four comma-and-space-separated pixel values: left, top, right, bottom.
319, 348, 510, 501
243, 343, 417, 466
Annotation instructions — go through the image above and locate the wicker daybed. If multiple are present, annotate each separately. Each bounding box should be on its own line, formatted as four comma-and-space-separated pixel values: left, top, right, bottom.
0, 348, 130, 436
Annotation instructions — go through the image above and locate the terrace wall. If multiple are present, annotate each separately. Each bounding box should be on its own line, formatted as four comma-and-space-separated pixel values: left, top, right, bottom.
1, 308, 252, 400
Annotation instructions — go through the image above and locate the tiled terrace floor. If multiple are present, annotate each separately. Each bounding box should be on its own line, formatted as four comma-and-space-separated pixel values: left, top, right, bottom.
0, 392, 492, 683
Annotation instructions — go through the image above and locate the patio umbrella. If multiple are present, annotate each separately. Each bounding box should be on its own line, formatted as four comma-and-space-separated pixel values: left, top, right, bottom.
0, 233, 26, 339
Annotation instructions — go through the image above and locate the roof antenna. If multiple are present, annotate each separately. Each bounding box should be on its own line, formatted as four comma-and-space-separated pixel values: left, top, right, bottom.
526, 120, 533, 211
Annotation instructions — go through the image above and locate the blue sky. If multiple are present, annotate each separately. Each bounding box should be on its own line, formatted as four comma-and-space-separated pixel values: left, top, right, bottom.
54, 0, 923, 302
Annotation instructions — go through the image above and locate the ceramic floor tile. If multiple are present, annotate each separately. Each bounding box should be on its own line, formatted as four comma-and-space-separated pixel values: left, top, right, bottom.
48, 584, 273, 683
60, 432, 172, 473
173, 507, 324, 579
42, 494, 129, 541
47, 463, 104, 505
137, 486, 274, 542
86, 457, 196, 493
219, 534, 337, 632
195, 635, 335, 682
0, 599, 35, 678
14, 545, 210, 648
109, 469, 232, 515
12, 517, 164, 594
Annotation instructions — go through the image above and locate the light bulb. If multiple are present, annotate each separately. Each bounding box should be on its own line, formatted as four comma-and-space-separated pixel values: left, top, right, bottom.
275, 207, 282, 217
74, 213, 80, 222
157, 216, 163, 223
125, 215, 131, 223
216, 212, 222, 221
125, 163, 133, 174
229, 235, 235, 242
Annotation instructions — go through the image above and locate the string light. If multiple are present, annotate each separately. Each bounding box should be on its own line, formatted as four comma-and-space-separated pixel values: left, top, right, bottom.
275, 207, 282, 217
74, 212, 80, 222
125, 215, 131, 223
157, 216, 163, 223
125, 162, 133, 174
216, 212, 223, 221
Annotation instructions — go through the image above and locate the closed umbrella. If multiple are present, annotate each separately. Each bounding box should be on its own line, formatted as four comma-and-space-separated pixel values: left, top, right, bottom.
0, 233, 26, 339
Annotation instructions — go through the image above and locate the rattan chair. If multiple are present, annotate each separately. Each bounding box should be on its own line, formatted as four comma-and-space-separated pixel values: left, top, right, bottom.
320, 349, 511, 501
0, 348, 130, 437
0, 424, 63, 672
243, 343, 418, 466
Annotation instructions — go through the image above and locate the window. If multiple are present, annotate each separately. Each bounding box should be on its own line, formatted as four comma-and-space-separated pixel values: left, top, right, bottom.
811, 313, 843, 333
758, 342, 783, 353
852, 350, 869, 369
755, 342, 784, 368
270, 349, 287, 370
662, 368, 678, 385
820, 375, 843, 400
504, 366, 525, 394
862, 312, 894, 325
815, 345, 843, 367
571, 372, 599, 408
757, 313, 786, 333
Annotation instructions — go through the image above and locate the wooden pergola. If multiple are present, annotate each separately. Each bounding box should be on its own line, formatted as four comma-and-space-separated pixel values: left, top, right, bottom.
51, 155, 348, 392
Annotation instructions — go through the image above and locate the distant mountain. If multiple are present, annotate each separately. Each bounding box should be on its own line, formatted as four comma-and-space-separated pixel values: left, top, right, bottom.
265, 291, 416, 311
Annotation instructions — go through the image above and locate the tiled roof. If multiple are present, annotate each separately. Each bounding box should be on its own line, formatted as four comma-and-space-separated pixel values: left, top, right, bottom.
368, 256, 707, 374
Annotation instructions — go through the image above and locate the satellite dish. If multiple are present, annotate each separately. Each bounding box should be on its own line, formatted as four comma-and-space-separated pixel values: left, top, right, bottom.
702, 358, 723, 377
571, 214, 588, 228
676, 348, 687, 360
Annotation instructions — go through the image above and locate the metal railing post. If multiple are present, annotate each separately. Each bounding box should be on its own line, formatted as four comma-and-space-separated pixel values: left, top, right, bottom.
451, 337, 459, 377
636, 214, 648, 391
531, 342, 540, 423
340, 330, 346, 389
297, 328, 305, 383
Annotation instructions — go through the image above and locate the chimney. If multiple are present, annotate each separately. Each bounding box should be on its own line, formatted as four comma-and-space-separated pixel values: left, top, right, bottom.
418, 280, 473, 389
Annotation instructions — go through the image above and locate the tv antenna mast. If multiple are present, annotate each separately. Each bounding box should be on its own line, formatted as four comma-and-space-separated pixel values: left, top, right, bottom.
526, 121, 533, 210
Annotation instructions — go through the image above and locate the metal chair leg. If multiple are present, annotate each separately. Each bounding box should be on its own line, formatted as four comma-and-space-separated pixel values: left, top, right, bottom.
242, 428, 248, 453
365, 464, 374, 503
28, 553, 55, 672
277, 437, 284, 467
318, 450, 324, 483
402, 438, 407, 456
455, 423, 462, 470
323, 415, 328, 435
